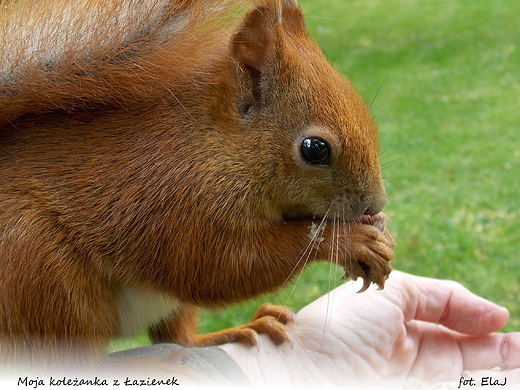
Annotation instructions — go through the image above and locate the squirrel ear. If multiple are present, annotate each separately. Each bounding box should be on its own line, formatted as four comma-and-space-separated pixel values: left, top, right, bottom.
230, 1, 307, 107
231, 7, 274, 75
231, 7, 277, 107
231, 7, 274, 74
231, 1, 308, 73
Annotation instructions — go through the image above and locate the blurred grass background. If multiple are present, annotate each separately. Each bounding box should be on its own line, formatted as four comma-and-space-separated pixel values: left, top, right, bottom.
110, 0, 520, 352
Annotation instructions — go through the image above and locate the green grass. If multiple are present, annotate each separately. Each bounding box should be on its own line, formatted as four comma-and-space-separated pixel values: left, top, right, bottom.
111, 0, 520, 351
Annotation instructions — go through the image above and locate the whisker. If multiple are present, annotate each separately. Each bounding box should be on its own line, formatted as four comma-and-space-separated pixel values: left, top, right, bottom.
382, 177, 408, 194
372, 103, 395, 119
343, 204, 355, 284
381, 158, 408, 170
384, 196, 400, 213
326, 213, 339, 314
369, 67, 401, 110
379, 150, 405, 164
328, 213, 336, 289
380, 112, 419, 158
280, 205, 332, 307
315, 208, 339, 365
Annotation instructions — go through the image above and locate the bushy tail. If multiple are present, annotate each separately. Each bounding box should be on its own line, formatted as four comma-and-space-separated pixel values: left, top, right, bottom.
0, 0, 245, 126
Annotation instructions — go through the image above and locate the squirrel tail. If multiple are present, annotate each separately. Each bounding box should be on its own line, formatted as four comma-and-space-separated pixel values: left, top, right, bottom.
0, 0, 244, 126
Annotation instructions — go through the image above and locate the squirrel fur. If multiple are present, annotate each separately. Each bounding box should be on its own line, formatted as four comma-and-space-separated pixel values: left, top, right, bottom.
0, 0, 395, 371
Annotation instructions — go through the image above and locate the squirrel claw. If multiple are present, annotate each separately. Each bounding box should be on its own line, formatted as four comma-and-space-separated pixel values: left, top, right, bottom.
357, 278, 372, 293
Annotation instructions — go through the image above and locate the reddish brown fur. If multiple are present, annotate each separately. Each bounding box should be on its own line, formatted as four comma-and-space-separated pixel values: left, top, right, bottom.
0, 0, 394, 372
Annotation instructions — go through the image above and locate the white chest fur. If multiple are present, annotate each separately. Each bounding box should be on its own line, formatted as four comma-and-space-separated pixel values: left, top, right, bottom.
116, 286, 179, 338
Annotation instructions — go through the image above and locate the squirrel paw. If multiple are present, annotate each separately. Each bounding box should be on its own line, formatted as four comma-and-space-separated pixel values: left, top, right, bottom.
247, 303, 295, 345
340, 213, 395, 292
195, 303, 295, 347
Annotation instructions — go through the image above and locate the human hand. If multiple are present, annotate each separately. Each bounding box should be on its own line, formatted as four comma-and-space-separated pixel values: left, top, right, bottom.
222, 271, 520, 389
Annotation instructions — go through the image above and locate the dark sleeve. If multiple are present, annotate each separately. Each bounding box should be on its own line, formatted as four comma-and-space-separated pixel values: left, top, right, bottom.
111, 343, 251, 387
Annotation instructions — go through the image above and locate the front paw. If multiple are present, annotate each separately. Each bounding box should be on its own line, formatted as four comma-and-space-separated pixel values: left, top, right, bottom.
341, 213, 395, 292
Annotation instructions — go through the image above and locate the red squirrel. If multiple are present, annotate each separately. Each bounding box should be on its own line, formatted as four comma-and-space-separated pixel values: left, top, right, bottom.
0, 0, 395, 371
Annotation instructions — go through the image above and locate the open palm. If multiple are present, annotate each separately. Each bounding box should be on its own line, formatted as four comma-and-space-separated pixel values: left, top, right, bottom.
223, 271, 520, 388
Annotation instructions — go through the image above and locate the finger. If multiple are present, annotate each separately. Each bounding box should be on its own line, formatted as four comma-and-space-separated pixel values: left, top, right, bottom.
458, 332, 520, 371
388, 271, 509, 335
407, 324, 520, 382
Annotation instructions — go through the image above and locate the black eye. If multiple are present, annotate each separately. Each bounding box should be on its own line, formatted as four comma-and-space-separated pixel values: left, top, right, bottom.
301, 138, 330, 165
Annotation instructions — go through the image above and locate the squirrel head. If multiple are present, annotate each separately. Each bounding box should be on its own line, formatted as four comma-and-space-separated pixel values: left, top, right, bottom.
203, 0, 386, 227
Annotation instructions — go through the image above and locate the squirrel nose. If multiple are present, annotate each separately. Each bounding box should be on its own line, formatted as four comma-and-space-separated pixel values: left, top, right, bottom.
363, 208, 377, 216
360, 192, 386, 216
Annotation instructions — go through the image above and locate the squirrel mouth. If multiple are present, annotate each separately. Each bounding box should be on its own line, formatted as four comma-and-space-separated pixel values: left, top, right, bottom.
355, 212, 387, 234
282, 209, 386, 228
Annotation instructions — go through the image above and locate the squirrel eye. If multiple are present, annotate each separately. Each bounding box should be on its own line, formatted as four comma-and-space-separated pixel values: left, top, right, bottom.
301, 138, 330, 165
